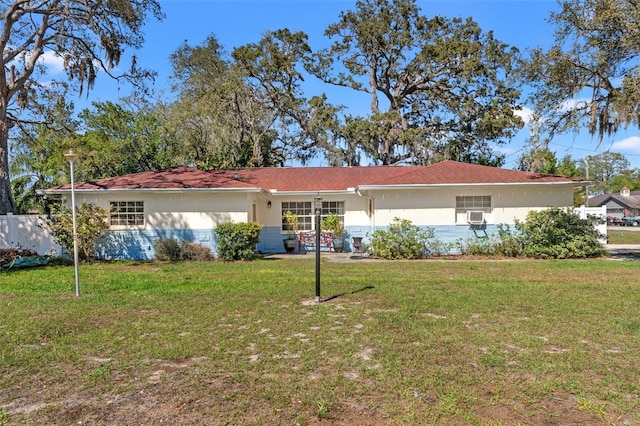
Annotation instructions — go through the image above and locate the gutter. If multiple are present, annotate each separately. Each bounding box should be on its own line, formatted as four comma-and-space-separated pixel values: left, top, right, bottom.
355, 187, 375, 236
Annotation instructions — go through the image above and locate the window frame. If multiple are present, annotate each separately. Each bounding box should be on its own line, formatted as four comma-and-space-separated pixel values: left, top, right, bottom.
109, 201, 145, 228
281, 201, 313, 232
281, 201, 345, 232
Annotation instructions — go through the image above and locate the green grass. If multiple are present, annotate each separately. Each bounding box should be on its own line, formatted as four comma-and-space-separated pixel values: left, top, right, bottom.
1, 258, 640, 425
607, 228, 640, 244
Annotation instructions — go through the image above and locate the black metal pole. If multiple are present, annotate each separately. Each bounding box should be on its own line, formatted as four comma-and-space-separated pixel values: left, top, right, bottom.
315, 208, 321, 303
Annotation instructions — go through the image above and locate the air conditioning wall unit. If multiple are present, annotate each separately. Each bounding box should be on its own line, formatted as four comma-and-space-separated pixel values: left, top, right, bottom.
466, 210, 485, 224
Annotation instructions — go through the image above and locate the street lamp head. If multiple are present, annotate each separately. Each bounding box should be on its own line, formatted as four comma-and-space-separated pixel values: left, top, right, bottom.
65, 149, 78, 162
314, 195, 322, 214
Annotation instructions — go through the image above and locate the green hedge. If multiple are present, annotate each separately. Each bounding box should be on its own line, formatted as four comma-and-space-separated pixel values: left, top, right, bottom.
214, 222, 263, 261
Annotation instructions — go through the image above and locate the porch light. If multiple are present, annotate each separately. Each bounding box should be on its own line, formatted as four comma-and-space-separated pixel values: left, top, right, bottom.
64, 149, 80, 297
314, 195, 322, 303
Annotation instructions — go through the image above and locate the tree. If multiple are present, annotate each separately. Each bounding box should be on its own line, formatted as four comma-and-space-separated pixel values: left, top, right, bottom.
232, 29, 344, 165
608, 169, 640, 192
517, 148, 559, 174
9, 97, 172, 213
523, 0, 640, 143
167, 36, 285, 168
556, 154, 581, 178
73, 100, 174, 180
582, 151, 633, 193
0, 0, 163, 214
9, 93, 78, 214
516, 110, 561, 174
310, 0, 523, 165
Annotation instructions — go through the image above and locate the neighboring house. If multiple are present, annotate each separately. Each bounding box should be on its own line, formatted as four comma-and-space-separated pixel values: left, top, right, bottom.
587, 187, 640, 218
40, 161, 589, 260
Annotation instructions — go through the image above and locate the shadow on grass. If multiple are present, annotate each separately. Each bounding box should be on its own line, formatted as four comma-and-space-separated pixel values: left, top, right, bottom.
322, 285, 375, 302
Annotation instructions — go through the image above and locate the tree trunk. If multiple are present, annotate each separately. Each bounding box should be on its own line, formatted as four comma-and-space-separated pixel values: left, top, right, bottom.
0, 123, 15, 214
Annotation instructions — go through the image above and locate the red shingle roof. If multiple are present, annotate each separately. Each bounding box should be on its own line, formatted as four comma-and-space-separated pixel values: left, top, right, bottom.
47, 161, 585, 193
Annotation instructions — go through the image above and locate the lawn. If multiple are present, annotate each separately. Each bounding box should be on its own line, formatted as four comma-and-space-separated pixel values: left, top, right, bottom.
607, 228, 640, 244
1, 257, 639, 425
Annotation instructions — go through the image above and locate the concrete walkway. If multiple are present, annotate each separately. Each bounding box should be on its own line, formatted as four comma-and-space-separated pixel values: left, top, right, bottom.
266, 244, 640, 262
604, 244, 640, 260
265, 252, 377, 262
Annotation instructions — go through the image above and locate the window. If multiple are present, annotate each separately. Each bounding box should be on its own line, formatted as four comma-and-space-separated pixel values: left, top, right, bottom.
456, 196, 491, 212
281, 201, 345, 232
320, 201, 344, 229
282, 201, 312, 231
109, 201, 144, 227
456, 196, 491, 223
321, 201, 344, 217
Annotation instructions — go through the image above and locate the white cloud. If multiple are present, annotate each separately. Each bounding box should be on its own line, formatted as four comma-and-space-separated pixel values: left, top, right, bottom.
611, 136, 640, 153
559, 98, 589, 111
514, 106, 534, 126
39, 51, 65, 74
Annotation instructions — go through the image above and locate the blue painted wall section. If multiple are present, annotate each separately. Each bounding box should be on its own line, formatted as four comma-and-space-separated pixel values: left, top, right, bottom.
344, 224, 503, 254
255, 224, 506, 256
95, 224, 507, 260
96, 229, 217, 260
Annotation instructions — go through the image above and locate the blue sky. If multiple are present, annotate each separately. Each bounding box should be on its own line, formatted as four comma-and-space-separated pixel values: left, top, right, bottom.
54, 0, 640, 170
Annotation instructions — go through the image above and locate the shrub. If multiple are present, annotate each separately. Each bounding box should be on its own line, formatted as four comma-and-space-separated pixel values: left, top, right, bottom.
180, 241, 212, 261
494, 224, 523, 257
45, 202, 109, 261
321, 212, 344, 238
283, 211, 299, 240
369, 218, 434, 260
515, 208, 605, 259
456, 235, 498, 256
153, 238, 182, 261
425, 231, 454, 256
215, 222, 263, 261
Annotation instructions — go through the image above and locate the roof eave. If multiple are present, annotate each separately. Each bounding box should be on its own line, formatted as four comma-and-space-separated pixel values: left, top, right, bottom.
357, 181, 589, 191
38, 187, 266, 195
267, 189, 357, 196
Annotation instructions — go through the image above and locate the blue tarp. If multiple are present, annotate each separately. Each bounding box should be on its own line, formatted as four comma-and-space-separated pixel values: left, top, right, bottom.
2, 256, 49, 270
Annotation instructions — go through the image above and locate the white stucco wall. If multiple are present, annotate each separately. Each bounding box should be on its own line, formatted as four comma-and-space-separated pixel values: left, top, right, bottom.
73, 191, 254, 230
368, 185, 575, 226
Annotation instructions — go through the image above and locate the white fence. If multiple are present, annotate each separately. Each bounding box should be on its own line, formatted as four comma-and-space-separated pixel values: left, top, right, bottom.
574, 205, 608, 243
0, 214, 63, 255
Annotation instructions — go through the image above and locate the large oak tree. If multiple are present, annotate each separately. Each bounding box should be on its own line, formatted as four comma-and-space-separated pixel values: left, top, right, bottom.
310, 0, 524, 165
524, 0, 640, 142
167, 35, 286, 168
232, 29, 344, 165
0, 0, 163, 214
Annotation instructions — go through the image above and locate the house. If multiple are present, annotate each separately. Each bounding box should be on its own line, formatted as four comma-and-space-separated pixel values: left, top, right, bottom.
587, 187, 640, 218
40, 161, 589, 260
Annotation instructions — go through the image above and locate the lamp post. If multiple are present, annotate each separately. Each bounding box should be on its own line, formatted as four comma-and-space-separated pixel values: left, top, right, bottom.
584, 158, 590, 200
314, 195, 322, 303
65, 149, 80, 297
